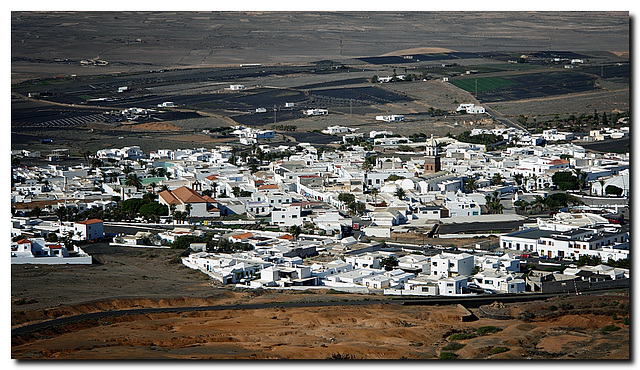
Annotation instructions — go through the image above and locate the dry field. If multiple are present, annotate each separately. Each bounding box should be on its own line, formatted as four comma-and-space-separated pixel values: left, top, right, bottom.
11, 291, 630, 360
11, 243, 630, 360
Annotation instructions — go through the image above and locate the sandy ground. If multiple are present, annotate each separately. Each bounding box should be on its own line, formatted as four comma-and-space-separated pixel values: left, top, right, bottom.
11, 293, 630, 360
11, 242, 630, 360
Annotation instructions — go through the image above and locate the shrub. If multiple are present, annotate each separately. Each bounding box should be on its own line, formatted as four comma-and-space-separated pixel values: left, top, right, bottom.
448, 333, 478, 341
600, 325, 621, 334
491, 346, 510, 354
439, 351, 459, 360
442, 342, 466, 351
623, 318, 630, 326
547, 305, 558, 311
518, 311, 536, 322
558, 303, 574, 310
477, 326, 503, 336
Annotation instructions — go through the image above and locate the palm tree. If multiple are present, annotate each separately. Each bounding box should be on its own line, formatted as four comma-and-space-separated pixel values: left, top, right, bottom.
370, 187, 380, 204
491, 173, 503, 186
185, 204, 192, 218
464, 178, 477, 193
122, 165, 133, 175
125, 174, 142, 189
532, 195, 546, 213
513, 173, 524, 186
395, 188, 406, 200
484, 191, 504, 214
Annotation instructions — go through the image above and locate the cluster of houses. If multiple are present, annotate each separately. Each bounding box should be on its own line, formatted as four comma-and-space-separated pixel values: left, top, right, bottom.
11, 121, 629, 294
179, 225, 627, 295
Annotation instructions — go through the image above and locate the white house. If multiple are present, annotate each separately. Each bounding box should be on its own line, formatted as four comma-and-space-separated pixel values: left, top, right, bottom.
430, 252, 474, 278
59, 219, 104, 241
271, 204, 303, 227
11, 238, 92, 265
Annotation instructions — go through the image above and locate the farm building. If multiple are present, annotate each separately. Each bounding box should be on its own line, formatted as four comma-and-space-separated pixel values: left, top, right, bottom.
376, 115, 405, 122
303, 109, 328, 116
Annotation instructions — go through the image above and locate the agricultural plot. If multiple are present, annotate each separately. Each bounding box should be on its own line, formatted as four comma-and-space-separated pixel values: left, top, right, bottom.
231, 110, 303, 127
357, 52, 482, 65
450, 71, 598, 102
579, 63, 629, 79
310, 86, 411, 105
295, 77, 369, 90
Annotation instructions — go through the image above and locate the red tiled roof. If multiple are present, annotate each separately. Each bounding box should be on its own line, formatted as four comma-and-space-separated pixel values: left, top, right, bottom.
205, 174, 219, 181
548, 159, 569, 165
278, 234, 295, 240
258, 184, 278, 190
202, 195, 216, 203
76, 219, 103, 225
231, 232, 253, 240
47, 244, 62, 249
16, 239, 31, 244
158, 190, 181, 205
159, 186, 207, 204
172, 186, 207, 203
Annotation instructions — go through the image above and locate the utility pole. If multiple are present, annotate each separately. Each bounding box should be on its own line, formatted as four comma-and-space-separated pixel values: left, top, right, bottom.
475, 79, 478, 98
274, 105, 277, 125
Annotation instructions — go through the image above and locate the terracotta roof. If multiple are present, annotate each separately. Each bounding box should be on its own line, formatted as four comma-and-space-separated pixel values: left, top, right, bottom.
258, 184, 279, 190
76, 219, 103, 225
278, 234, 295, 240
231, 232, 253, 240
205, 174, 219, 181
47, 244, 62, 249
202, 195, 216, 203
159, 186, 207, 205
548, 159, 569, 165
16, 239, 31, 244
172, 186, 207, 203
158, 190, 180, 205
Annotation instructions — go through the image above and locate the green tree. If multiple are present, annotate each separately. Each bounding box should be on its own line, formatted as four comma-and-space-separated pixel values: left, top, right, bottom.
139, 201, 169, 221
552, 171, 580, 191
380, 256, 399, 271
288, 225, 303, 239
338, 193, 356, 205
605, 185, 623, 196
395, 188, 406, 200
491, 173, 503, 186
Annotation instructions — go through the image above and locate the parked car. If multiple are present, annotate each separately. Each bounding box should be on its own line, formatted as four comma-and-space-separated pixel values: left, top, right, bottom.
483, 289, 495, 295
521, 253, 531, 258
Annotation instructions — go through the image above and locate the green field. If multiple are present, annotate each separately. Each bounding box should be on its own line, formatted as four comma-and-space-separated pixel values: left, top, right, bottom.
450, 76, 517, 93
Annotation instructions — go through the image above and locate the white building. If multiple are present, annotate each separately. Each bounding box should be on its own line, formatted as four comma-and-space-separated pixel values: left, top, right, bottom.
59, 219, 104, 241
11, 238, 92, 265
376, 115, 405, 122
271, 205, 303, 227
303, 109, 329, 116
430, 252, 474, 278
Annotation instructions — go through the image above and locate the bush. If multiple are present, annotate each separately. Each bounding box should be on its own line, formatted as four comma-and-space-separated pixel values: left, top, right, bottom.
477, 326, 503, 336
448, 333, 478, 341
623, 318, 630, 326
491, 346, 510, 354
600, 325, 621, 334
439, 351, 459, 360
442, 342, 466, 351
518, 311, 536, 322
547, 305, 558, 311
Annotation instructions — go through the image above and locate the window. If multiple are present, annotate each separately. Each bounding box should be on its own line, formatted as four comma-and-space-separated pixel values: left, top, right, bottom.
446, 283, 454, 287
432, 262, 437, 266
